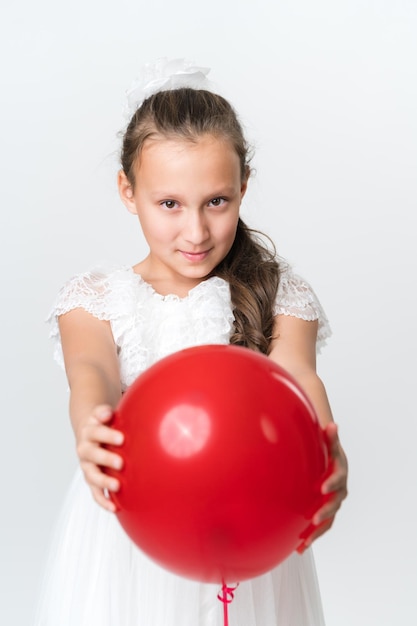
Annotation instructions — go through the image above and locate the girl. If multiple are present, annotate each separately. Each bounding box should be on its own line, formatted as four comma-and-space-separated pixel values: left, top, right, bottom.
37, 61, 347, 626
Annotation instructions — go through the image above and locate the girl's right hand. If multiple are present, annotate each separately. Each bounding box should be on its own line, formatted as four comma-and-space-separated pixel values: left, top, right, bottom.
75, 404, 124, 512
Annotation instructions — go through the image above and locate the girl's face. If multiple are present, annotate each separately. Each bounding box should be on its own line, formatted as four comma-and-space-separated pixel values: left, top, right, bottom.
118, 134, 247, 291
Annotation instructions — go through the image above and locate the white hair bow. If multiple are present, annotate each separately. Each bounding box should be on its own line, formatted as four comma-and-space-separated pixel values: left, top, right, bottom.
125, 58, 211, 119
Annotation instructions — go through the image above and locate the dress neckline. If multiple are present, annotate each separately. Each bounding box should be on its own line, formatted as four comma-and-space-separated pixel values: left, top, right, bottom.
127, 267, 221, 302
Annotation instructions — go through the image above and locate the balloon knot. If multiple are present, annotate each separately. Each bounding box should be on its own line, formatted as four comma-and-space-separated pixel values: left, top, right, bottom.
217, 583, 239, 626
217, 582, 239, 604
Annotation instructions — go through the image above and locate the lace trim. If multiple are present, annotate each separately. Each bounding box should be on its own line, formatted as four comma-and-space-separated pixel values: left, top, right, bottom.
275, 265, 332, 352
46, 267, 132, 369
47, 264, 331, 380
46, 267, 235, 384
111, 273, 234, 389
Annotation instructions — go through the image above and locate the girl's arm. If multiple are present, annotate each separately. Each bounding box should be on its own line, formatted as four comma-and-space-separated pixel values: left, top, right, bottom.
268, 314, 348, 550
58, 308, 125, 512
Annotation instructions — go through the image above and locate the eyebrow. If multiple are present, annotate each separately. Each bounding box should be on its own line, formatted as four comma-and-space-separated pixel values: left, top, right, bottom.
210, 187, 238, 196
150, 186, 239, 199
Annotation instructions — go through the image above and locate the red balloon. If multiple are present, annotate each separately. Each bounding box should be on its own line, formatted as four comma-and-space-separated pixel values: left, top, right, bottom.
107, 344, 328, 583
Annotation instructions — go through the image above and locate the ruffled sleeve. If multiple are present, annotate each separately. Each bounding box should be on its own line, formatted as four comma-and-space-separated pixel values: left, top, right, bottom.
46, 267, 131, 370
274, 264, 332, 352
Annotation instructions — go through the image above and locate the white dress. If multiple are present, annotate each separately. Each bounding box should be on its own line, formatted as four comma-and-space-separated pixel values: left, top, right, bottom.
35, 264, 331, 626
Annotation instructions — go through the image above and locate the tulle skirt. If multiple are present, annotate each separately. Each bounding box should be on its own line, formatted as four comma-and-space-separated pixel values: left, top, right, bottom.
34, 470, 325, 626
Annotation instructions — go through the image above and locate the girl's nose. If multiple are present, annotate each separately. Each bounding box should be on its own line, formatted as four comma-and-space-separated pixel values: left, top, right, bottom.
182, 209, 209, 244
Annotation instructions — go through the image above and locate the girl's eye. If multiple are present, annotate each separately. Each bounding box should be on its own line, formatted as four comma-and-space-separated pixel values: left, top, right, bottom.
161, 200, 178, 210
208, 197, 226, 208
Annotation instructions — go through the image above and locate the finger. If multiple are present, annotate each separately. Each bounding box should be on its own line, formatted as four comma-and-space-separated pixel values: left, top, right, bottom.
82, 423, 124, 447
78, 443, 124, 470
313, 494, 346, 525
81, 461, 120, 493
91, 404, 115, 424
91, 485, 117, 512
325, 421, 339, 440
324, 423, 341, 457
321, 470, 348, 495
321, 435, 348, 494
299, 518, 335, 552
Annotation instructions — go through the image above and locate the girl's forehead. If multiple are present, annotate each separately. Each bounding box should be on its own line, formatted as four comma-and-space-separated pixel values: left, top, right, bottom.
137, 133, 240, 169
133, 133, 243, 190
142, 132, 233, 152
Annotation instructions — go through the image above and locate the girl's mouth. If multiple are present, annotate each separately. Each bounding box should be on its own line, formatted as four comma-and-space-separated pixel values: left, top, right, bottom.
180, 250, 211, 262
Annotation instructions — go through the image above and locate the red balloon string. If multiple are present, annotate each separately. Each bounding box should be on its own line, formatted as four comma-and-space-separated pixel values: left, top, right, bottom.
217, 583, 239, 626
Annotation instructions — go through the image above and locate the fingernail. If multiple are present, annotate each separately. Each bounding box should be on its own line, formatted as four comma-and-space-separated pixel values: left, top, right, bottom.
298, 541, 310, 554
114, 433, 124, 445
113, 458, 123, 470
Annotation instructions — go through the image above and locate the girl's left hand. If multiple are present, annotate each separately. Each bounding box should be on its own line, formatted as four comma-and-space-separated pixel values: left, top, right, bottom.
298, 422, 348, 552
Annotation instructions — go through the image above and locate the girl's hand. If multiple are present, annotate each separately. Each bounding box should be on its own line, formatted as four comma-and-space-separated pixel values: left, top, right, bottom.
298, 423, 348, 552
76, 404, 124, 512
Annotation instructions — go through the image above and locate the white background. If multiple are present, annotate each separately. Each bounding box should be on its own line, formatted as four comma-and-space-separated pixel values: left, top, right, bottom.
1, 1, 416, 624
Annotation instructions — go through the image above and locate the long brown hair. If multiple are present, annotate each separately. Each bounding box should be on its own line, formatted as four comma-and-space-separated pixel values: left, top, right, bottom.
121, 88, 280, 353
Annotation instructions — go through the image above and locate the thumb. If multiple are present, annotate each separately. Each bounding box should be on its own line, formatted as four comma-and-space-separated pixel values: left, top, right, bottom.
92, 404, 114, 424
324, 422, 339, 458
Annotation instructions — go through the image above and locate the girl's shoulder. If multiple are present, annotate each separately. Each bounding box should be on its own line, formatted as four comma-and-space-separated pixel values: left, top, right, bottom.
47, 265, 137, 321
276, 260, 332, 351
46, 265, 141, 370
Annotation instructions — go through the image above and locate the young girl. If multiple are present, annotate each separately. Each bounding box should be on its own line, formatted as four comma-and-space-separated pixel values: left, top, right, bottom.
36, 61, 347, 626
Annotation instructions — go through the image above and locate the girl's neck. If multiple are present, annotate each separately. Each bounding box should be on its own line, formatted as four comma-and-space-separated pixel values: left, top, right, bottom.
132, 260, 206, 298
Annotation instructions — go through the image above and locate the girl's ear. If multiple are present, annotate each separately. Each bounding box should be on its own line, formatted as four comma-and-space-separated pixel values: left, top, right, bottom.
117, 170, 138, 215
240, 179, 248, 200
240, 166, 250, 200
